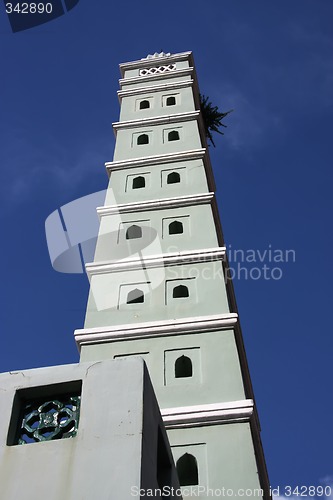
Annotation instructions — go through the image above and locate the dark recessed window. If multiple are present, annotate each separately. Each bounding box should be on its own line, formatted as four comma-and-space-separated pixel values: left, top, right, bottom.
166, 96, 176, 106
140, 100, 150, 110
126, 225, 142, 240
137, 134, 149, 145
168, 130, 180, 142
132, 176, 145, 189
176, 453, 199, 486
169, 221, 183, 235
173, 285, 189, 298
127, 288, 144, 304
167, 172, 180, 184
175, 356, 193, 378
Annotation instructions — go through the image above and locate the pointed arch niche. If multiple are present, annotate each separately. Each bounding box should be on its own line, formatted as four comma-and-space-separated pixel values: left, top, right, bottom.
162, 215, 189, 239
125, 172, 150, 192
118, 282, 151, 309
161, 167, 185, 188
163, 348, 201, 386
176, 453, 198, 486
171, 444, 206, 490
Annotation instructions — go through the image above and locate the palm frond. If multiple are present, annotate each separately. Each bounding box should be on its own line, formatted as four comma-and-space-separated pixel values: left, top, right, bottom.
200, 94, 233, 147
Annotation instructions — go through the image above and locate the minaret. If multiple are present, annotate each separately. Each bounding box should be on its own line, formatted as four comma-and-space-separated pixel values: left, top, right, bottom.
75, 51, 271, 498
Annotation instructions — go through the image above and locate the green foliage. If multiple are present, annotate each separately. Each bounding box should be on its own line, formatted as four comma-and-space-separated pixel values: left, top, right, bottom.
200, 94, 233, 147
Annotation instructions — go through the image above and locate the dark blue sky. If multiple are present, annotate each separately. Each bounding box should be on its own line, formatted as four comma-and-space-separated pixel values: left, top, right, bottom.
1, 0, 332, 495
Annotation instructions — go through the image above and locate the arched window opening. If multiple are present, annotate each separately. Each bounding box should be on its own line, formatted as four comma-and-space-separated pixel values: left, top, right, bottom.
127, 288, 144, 304
126, 225, 142, 240
168, 130, 180, 142
169, 221, 183, 235
132, 176, 145, 189
175, 356, 193, 378
176, 453, 198, 486
166, 96, 176, 106
137, 134, 149, 145
167, 172, 180, 184
139, 100, 150, 110
173, 285, 189, 298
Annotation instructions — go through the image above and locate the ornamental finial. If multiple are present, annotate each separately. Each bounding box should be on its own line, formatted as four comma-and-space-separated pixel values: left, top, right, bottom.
142, 52, 171, 60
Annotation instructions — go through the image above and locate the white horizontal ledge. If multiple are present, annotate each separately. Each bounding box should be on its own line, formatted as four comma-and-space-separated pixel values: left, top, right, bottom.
118, 80, 193, 99
75, 313, 239, 347
86, 247, 226, 276
105, 148, 206, 172
161, 400, 254, 429
119, 67, 193, 88
112, 110, 200, 132
119, 51, 192, 74
97, 193, 214, 217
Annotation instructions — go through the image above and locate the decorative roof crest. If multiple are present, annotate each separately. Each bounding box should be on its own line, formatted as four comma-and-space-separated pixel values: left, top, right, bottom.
142, 52, 171, 60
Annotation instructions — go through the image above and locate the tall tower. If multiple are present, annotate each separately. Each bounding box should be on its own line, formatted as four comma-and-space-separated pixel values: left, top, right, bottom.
76, 51, 271, 498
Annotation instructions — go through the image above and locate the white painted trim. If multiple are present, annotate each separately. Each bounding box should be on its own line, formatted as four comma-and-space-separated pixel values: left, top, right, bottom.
112, 111, 200, 132
119, 67, 194, 88
119, 51, 192, 75
75, 313, 238, 347
97, 193, 214, 216
161, 400, 254, 428
118, 80, 193, 99
86, 247, 226, 275
105, 148, 206, 172
104, 148, 216, 193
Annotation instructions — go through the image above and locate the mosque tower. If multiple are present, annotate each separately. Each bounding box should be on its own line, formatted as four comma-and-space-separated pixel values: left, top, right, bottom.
74, 51, 271, 499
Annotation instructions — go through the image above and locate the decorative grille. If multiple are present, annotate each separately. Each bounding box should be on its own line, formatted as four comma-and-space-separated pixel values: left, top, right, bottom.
17, 395, 81, 444
139, 64, 176, 76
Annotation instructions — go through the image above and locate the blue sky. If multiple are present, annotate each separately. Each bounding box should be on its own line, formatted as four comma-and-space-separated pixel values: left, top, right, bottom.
1, 0, 333, 494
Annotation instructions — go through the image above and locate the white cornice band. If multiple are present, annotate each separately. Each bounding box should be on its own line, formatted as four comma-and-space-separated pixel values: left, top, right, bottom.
75, 312, 239, 347
119, 51, 192, 75
85, 247, 226, 276
97, 192, 214, 217
104, 148, 216, 193
105, 148, 206, 172
112, 110, 200, 132
118, 80, 193, 99
161, 400, 254, 429
119, 68, 194, 88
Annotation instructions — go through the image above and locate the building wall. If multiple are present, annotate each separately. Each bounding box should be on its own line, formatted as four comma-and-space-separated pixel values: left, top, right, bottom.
168, 423, 263, 499
84, 260, 231, 328
80, 51, 271, 499
104, 158, 209, 206
80, 329, 246, 409
93, 204, 219, 262
0, 358, 179, 500
113, 120, 202, 161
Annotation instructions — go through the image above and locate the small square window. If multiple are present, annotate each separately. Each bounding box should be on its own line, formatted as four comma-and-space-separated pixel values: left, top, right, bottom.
135, 97, 153, 111
162, 215, 190, 239
118, 282, 151, 309
162, 94, 180, 107
161, 168, 186, 187
132, 131, 152, 147
7, 381, 82, 446
125, 173, 151, 192
165, 278, 197, 305
117, 220, 150, 244
164, 348, 201, 386
163, 127, 182, 144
